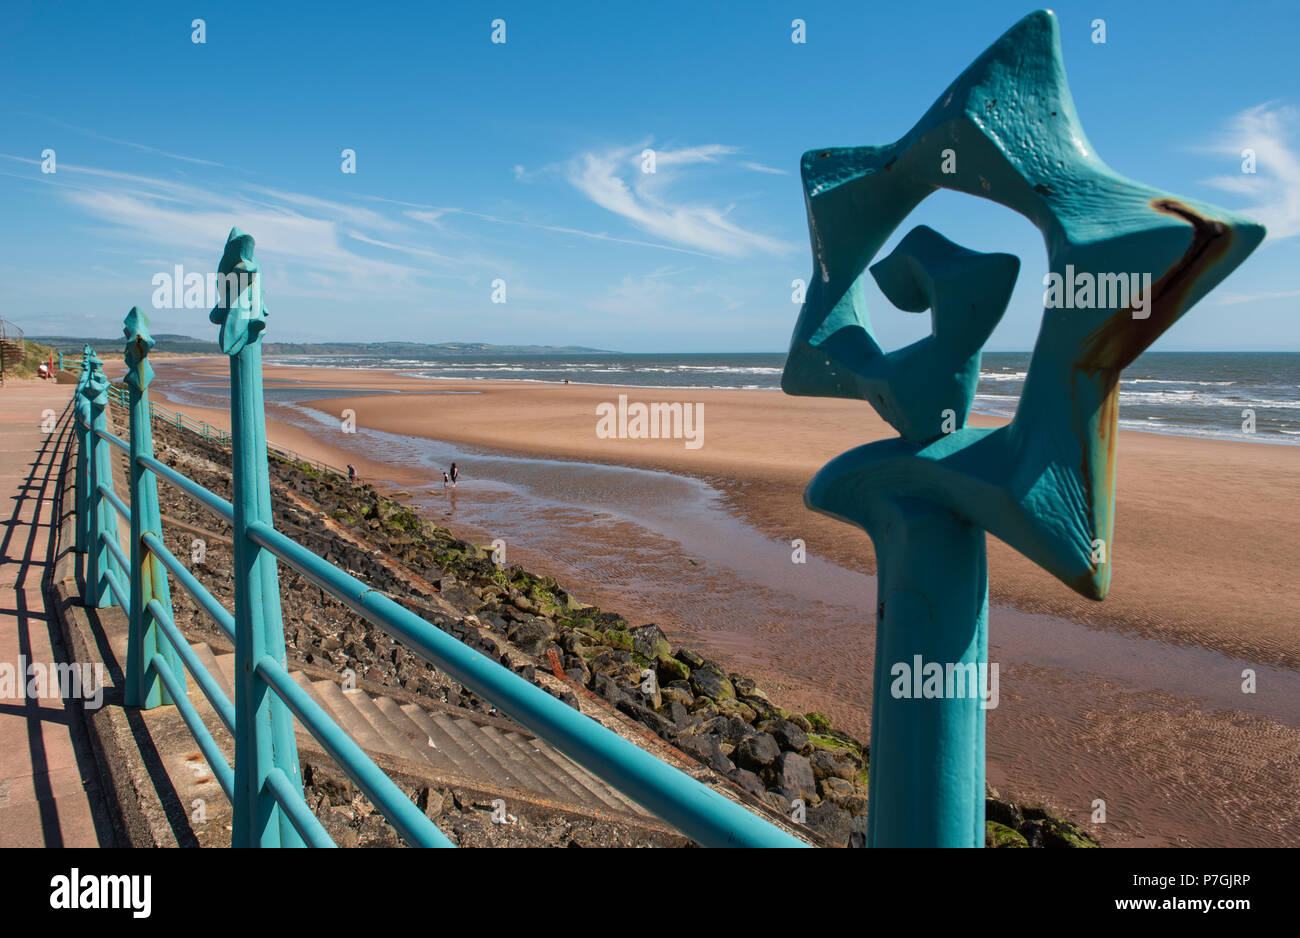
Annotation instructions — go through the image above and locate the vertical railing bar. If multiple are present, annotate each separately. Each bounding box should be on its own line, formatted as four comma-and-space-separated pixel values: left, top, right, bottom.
124, 306, 184, 708
262, 769, 335, 848
85, 353, 123, 608
215, 227, 305, 848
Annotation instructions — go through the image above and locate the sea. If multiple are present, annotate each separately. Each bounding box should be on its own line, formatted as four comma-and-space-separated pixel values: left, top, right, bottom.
260, 351, 1300, 445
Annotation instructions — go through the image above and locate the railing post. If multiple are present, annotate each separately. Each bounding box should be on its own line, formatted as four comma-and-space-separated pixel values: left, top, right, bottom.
85, 353, 123, 607
124, 307, 184, 708
73, 348, 92, 585
212, 227, 305, 848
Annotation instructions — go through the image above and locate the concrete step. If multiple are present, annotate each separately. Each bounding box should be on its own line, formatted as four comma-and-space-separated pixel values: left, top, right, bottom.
510, 733, 642, 814
180, 643, 650, 819
310, 680, 389, 755
372, 697, 458, 774
436, 714, 520, 788
495, 729, 589, 804
211, 652, 236, 700
475, 724, 571, 800
289, 670, 341, 728
189, 642, 231, 705
341, 685, 423, 762
400, 704, 489, 777
541, 735, 646, 814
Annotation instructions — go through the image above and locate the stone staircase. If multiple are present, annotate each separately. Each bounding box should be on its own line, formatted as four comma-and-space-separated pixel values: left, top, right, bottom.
189, 639, 653, 818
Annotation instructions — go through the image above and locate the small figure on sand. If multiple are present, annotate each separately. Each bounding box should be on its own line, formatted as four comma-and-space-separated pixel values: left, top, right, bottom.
441, 470, 449, 487
450, 462, 459, 487
347, 463, 357, 484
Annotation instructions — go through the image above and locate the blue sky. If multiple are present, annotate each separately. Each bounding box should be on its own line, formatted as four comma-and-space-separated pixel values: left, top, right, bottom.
2, 0, 1297, 352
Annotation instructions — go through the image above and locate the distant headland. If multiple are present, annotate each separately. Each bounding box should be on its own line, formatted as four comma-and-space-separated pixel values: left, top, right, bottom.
28, 334, 616, 357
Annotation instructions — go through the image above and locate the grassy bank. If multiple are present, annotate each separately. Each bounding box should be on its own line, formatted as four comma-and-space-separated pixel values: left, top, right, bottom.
1, 339, 55, 379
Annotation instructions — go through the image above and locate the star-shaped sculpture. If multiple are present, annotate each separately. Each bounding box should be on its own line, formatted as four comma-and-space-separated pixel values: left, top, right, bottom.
783, 8, 1265, 599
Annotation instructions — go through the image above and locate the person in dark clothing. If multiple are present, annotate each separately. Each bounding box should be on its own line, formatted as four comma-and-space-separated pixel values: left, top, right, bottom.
347, 463, 357, 484
450, 462, 459, 487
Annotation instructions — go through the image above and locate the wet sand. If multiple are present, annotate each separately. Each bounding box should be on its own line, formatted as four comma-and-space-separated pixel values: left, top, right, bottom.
139, 357, 1300, 847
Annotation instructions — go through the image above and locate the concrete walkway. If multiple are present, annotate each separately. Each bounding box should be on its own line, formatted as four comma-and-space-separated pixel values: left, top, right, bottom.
0, 380, 111, 846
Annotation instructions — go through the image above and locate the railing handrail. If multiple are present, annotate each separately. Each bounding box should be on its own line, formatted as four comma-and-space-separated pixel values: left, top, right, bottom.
66, 236, 807, 849
79, 385, 802, 847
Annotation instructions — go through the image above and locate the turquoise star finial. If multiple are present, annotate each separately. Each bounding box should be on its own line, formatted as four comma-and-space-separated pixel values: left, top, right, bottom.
783, 8, 1265, 600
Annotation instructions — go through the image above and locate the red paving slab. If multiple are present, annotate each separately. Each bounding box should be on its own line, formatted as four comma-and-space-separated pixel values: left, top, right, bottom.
0, 379, 107, 846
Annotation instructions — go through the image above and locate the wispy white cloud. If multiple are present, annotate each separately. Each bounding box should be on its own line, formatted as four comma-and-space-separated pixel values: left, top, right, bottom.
0, 155, 500, 302
1200, 102, 1300, 240
244, 186, 409, 233
22, 113, 231, 168
404, 204, 717, 256
564, 142, 794, 257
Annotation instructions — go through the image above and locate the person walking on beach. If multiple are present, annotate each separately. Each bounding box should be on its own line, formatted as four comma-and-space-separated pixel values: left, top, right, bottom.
441, 470, 449, 487
347, 463, 357, 484
450, 462, 459, 488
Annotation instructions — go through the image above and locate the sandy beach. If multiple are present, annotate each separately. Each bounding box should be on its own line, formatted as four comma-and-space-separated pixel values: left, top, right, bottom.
134, 356, 1300, 847
146, 356, 1300, 666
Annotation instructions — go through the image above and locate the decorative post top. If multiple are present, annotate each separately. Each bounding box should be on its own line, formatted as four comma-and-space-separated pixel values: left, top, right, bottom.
209, 227, 268, 356
782, 7, 1265, 601
85, 353, 109, 400
123, 306, 155, 391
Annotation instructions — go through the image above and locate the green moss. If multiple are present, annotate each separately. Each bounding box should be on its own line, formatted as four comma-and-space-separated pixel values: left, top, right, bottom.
809, 733, 861, 756
1041, 818, 1100, 848
656, 655, 690, 683
986, 821, 1029, 848
805, 711, 833, 732
602, 630, 633, 651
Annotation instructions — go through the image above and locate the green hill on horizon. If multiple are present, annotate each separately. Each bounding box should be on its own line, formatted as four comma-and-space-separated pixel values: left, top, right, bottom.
27, 335, 616, 357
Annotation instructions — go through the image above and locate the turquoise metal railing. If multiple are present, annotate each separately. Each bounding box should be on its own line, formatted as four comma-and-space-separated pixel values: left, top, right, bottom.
67, 229, 807, 849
